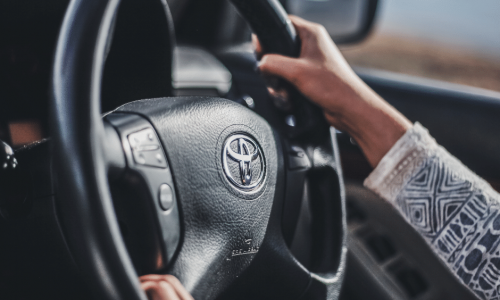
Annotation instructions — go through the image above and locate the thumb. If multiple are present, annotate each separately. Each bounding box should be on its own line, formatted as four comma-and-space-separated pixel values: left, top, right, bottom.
258, 54, 303, 85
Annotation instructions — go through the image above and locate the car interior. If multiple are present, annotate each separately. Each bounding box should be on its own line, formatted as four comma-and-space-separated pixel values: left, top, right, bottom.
1, 0, 499, 299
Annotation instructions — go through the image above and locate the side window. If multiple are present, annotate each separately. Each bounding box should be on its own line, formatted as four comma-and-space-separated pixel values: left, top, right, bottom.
341, 0, 500, 92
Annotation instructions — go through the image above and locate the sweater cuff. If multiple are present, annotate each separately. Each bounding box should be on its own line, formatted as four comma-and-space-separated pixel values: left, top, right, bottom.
364, 122, 438, 202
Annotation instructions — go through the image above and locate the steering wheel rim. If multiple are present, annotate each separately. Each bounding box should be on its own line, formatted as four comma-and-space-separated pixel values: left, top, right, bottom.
51, 0, 346, 299
51, 0, 145, 298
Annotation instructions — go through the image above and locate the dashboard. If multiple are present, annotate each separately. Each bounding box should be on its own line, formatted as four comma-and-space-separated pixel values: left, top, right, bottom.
0, 0, 195, 147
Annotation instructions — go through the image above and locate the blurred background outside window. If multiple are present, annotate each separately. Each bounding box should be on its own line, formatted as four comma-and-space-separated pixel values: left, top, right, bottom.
341, 0, 500, 92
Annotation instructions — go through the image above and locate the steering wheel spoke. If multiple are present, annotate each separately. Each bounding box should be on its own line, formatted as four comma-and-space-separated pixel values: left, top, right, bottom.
280, 127, 347, 297
281, 142, 311, 245
105, 113, 181, 274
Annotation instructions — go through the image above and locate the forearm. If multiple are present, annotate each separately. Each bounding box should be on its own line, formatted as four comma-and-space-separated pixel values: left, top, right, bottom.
365, 123, 500, 299
324, 77, 412, 168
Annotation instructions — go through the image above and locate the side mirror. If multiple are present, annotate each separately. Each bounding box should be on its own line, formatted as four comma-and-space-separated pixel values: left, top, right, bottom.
285, 0, 379, 44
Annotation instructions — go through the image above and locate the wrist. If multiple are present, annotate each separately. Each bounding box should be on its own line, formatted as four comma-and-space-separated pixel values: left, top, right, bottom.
326, 87, 412, 168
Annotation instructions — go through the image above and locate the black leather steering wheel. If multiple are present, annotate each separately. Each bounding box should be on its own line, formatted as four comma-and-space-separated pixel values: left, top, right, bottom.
51, 0, 346, 299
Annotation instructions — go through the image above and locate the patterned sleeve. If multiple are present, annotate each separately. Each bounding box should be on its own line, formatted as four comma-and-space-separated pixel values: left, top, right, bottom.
364, 123, 500, 300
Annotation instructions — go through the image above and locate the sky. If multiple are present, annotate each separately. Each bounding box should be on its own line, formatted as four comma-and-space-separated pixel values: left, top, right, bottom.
374, 0, 500, 60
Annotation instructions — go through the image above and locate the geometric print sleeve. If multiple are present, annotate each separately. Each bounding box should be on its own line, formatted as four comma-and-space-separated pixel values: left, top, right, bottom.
364, 123, 500, 300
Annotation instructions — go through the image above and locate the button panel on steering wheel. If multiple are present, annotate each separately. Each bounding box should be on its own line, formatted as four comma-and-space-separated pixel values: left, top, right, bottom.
128, 128, 168, 168
106, 113, 181, 271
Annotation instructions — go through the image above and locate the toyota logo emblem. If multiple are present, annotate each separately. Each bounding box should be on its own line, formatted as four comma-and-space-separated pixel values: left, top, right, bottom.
222, 134, 265, 190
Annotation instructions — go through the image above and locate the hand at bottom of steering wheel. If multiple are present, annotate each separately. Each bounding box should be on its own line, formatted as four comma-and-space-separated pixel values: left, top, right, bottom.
140, 275, 194, 300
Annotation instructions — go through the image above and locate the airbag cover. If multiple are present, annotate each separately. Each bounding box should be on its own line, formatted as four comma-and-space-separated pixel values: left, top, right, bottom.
116, 97, 278, 299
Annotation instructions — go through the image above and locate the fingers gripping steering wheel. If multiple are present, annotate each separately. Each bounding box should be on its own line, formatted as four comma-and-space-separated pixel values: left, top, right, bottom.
51, 0, 346, 299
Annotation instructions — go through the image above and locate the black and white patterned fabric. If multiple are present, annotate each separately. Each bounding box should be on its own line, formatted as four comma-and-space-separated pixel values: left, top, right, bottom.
365, 123, 500, 300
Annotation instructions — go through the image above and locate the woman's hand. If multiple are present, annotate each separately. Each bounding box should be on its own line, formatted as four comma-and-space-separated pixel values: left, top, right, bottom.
140, 274, 194, 300
255, 15, 412, 167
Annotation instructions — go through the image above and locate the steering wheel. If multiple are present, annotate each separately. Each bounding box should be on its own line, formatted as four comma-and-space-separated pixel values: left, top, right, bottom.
51, 0, 346, 299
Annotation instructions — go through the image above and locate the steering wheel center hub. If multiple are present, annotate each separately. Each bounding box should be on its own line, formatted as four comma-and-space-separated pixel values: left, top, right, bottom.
222, 134, 266, 191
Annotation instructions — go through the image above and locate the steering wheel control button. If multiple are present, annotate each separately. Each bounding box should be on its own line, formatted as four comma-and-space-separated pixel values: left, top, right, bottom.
240, 95, 255, 109
128, 128, 168, 168
1, 140, 17, 170
158, 184, 174, 211
285, 115, 297, 127
222, 134, 265, 191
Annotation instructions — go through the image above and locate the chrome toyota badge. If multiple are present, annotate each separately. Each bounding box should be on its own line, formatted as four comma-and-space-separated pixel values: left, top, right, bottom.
222, 134, 265, 190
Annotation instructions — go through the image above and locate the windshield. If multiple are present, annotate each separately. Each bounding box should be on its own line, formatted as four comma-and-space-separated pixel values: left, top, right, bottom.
342, 0, 500, 92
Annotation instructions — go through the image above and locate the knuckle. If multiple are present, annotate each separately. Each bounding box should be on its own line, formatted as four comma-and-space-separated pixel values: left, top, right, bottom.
313, 23, 327, 34
140, 275, 155, 281
258, 57, 273, 73
288, 66, 302, 84
146, 281, 160, 291
163, 275, 178, 283
159, 281, 175, 292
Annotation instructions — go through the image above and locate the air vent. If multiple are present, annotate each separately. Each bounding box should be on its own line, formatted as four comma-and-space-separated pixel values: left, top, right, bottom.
365, 234, 397, 263
388, 260, 428, 298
